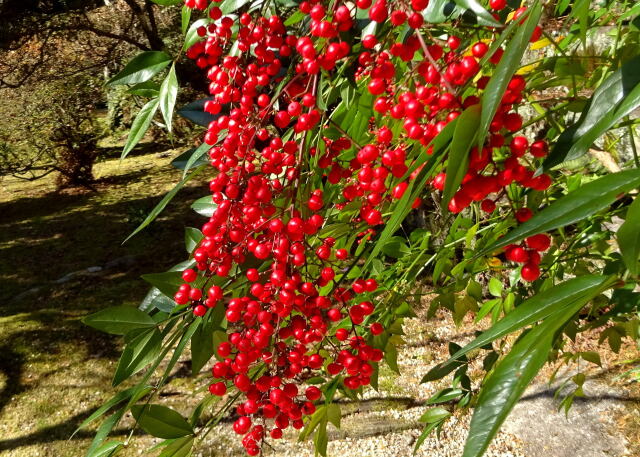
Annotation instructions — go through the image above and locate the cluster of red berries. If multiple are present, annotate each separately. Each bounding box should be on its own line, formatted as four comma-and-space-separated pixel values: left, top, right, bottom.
177, 0, 550, 453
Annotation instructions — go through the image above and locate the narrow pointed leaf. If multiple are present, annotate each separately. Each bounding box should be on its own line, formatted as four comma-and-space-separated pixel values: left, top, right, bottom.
122, 98, 160, 159
422, 0, 464, 23
87, 440, 123, 457
85, 408, 126, 457
181, 5, 192, 34
545, 54, 640, 169
185, 227, 204, 253
171, 145, 210, 171
191, 316, 215, 375
183, 19, 209, 51
442, 104, 480, 209
191, 195, 217, 217
422, 275, 615, 382
131, 404, 193, 439
83, 306, 156, 335
182, 142, 211, 178
107, 51, 172, 86
113, 329, 162, 386
478, 3, 541, 148
462, 316, 559, 457
159, 63, 179, 133
452, 0, 502, 27
74, 386, 139, 435
479, 169, 640, 255
124, 165, 206, 242
159, 437, 194, 457
617, 196, 640, 276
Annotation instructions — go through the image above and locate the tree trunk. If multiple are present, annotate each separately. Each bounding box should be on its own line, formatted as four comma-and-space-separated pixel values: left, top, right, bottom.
55, 145, 97, 189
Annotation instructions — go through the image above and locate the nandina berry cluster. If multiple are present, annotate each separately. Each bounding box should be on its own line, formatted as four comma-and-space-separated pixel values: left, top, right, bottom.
177, 0, 552, 453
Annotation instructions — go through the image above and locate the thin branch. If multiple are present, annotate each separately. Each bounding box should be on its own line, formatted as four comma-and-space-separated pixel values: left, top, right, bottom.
415, 29, 457, 97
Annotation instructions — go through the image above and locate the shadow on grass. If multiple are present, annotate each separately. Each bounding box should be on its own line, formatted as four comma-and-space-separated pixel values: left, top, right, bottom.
0, 154, 210, 453
0, 409, 146, 452
0, 182, 206, 303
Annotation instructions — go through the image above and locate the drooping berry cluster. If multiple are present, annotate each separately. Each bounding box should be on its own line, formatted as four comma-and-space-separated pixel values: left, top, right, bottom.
177, 0, 551, 453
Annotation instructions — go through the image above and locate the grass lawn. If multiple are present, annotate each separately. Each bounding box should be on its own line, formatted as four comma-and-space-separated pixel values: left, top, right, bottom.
0, 147, 211, 456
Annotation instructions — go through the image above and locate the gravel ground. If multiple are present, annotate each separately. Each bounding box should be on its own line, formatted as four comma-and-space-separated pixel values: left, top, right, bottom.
196, 309, 528, 457
193, 306, 635, 457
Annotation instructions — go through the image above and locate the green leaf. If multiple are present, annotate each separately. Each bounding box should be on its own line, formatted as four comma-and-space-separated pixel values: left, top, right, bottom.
128, 81, 160, 97
83, 306, 155, 335
191, 195, 217, 217
284, 10, 305, 25
183, 19, 209, 51
141, 271, 183, 298
160, 318, 201, 384
451, 0, 502, 27
381, 236, 411, 258
139, 287, 176, 313
171, 144, 210, 172
86, 440, 123, 457
159, 437, 194, 457
177, 98, 219, 126
181, 5, 192, 35
427, 388, 463, 405
442, 104, 481, 209
545, 54, 640, 168
131, 404, 194, 439
617, 196, 640, 277
314, 418, 328, 457
299, 406, 326, 441
85, 409, 126, 457
478, 2, 541, 148
414, 421, 441, 452
191, 316, 215, 375
113, 329, 162, 386
422, 275, 615, 382
579, 351, 601, 366
480, 169, 640, 255
385, 340, 400, 374
181, 142, 211, 178
219, 0, 251, 14
108, 51, 172, 86
122, 98, 160, 159
488, 277, 503, 297
327, 403, 341, 428
159, 64, 179, 133
185, 227, 204, 253
74, 386, 141, 436
124, 165, 206, 242
423, 0, 464, 24
462, 316, 561, 457
419, 407, 451, 423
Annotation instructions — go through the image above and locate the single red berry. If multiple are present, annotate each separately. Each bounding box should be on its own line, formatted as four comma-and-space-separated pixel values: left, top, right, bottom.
370, 323, 384, 335
521, 263, 540, 281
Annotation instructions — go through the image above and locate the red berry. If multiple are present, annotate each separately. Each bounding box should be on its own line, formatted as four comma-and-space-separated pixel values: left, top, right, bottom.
370, 323, 384, 335
526, 234, 551, 251
182, 268, 197, 282
521, 263, 540, 281
208, 382, 227, 396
